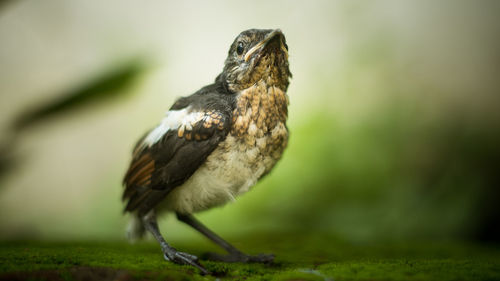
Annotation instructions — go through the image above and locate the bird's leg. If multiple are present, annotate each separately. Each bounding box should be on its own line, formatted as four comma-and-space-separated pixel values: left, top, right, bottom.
176, 213, 274, 263
141, 211, 209, 274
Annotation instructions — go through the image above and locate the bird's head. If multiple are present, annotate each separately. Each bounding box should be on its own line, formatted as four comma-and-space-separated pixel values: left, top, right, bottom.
221, 29, 291, 92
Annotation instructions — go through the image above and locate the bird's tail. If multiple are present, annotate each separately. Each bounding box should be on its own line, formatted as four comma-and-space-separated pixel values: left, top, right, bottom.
126, 214, 145, 242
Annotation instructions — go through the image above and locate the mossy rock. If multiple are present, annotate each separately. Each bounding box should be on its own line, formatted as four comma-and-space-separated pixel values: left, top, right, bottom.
1, 233, 499, 280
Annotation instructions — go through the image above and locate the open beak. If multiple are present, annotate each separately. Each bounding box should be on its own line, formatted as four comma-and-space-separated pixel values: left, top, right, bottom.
244, 29, 288, 62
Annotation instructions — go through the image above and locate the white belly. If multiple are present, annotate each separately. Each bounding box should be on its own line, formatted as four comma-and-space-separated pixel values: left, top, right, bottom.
160, 123, 287, 214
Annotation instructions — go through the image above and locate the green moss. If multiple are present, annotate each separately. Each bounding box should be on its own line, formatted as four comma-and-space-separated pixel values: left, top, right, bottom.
1, 234, 499, 280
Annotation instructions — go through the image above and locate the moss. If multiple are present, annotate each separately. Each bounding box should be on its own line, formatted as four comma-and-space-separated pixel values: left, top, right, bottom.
0, 234, 499, 280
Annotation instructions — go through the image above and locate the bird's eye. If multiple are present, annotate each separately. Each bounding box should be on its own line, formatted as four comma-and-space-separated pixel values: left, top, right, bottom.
236, 42, 244, 55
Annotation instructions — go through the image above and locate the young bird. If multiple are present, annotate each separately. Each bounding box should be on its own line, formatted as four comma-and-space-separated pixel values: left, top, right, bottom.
122, 29, 291, 274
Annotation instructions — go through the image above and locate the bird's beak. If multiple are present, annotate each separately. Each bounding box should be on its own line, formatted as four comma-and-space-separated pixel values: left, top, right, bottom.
244, 29, 288, 62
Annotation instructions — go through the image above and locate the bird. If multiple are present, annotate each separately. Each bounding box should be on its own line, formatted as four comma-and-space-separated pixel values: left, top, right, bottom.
122, 28, 291, 274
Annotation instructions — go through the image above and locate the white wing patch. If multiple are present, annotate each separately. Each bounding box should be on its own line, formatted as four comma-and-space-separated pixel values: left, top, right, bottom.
141, 107, 203, 148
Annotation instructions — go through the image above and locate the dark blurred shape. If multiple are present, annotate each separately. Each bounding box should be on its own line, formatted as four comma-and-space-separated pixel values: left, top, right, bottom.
0, 140, 16, 183
14, 59, 147, 130
0, 0, 14, 12
1, 59, 147, 185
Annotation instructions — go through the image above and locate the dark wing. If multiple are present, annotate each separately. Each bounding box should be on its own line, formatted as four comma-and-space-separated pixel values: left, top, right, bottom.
122, 106, 231, 215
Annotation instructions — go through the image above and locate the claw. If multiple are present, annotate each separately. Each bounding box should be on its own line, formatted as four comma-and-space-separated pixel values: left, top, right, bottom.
164, 251, 209, 275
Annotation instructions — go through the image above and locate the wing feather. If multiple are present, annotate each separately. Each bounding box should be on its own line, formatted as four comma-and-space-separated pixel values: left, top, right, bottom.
122, 107, 231, 215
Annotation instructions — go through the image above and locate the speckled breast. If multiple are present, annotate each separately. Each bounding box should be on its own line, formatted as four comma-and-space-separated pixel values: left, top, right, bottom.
204, 79, 289, 198
230, 79, 289, 161
161, 80, 289, 214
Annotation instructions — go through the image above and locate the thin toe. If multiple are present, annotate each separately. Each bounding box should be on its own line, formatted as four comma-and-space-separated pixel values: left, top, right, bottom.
165, 251, 209, 275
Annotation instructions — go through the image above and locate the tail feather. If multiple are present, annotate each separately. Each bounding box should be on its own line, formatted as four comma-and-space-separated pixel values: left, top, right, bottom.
126, 215, 145, 242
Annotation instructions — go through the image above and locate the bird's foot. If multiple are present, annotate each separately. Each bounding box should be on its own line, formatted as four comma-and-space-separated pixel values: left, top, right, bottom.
204, 252, 275, 263
164, 250, 209, 275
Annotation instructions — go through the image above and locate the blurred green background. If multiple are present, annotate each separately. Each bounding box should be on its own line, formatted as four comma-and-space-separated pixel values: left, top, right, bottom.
0, 0, 499, 246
